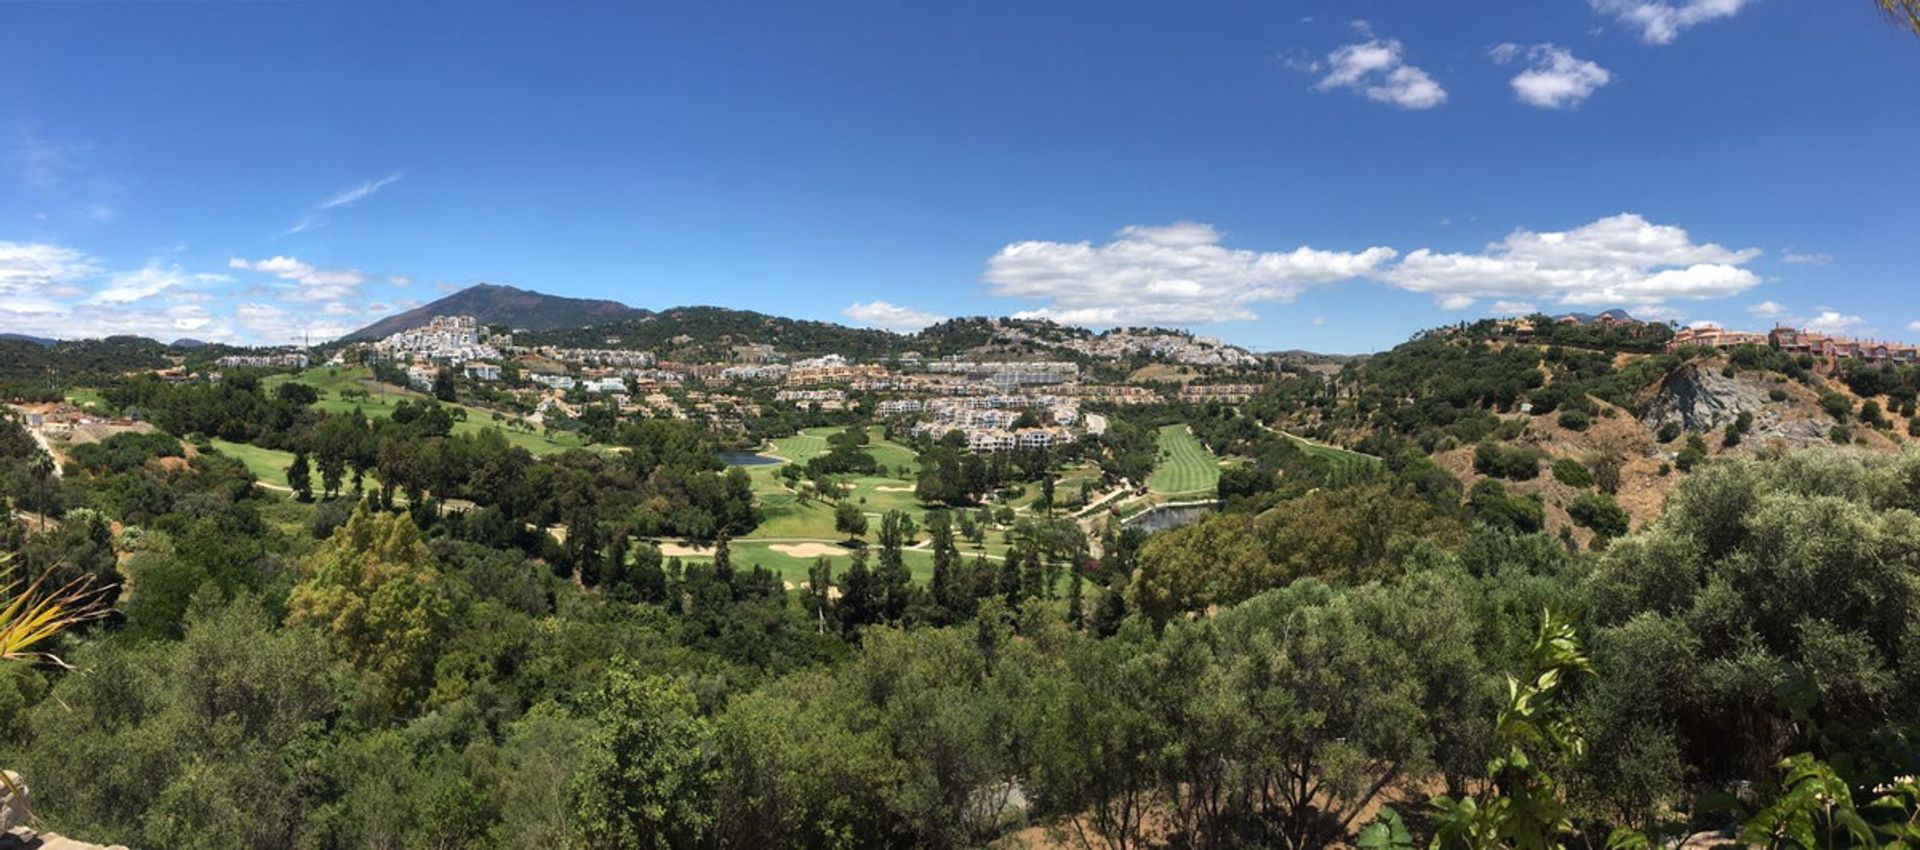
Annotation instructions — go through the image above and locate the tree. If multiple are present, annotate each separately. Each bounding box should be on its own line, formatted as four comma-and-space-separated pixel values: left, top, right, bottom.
839, 547, 877, 631
874, 510, 915, 621
571, 665, 715, 850
1429, 610, 1605, 850
834, 499, 868, 543
286, 449, 313, 502
1568, 492, 1630, 542
285, 507, 450, 713
432, 367, 457, 402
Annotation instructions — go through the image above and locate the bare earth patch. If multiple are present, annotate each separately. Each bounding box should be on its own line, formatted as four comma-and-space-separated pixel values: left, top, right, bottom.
769, 542, 849, 558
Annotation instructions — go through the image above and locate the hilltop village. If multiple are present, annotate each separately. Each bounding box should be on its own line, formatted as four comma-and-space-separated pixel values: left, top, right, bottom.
328, 315, 1260, 453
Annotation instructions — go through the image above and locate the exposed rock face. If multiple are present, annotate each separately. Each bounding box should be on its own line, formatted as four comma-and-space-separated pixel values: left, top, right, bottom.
1642, 362, 1768, 432
0, 773, 126, 850
1642, 362, 1832, 447
0, 773, 25, 833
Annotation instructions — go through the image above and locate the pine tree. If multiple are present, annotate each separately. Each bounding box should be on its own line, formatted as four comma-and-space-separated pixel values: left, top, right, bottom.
840, 547, 875, 632
875, 510, 912, 622
928, 511, 958, 618
998, 547, 1024, 607
286, 449, 313, 502
807, 556, 834, 633
713, 532, 734, 593
1022, 546, 1047, 602
1067, 565, 1085, 628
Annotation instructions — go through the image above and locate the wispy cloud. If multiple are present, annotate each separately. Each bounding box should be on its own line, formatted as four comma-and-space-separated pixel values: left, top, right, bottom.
229, 255, 369, 301
5, 132, 123, 223
285, 171, 404, 235
1782, 250, 1833, 266
322, 172, 403, 210
1589, 0, 1757, 44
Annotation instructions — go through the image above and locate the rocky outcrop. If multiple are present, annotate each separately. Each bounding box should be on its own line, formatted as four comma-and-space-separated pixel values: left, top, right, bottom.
0, 774, 127, 850
1642, 362, 1832, 447
1642, 362, 1769, 432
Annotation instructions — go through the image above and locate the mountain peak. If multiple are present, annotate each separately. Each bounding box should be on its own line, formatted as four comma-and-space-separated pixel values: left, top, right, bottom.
345, 284, 652, 340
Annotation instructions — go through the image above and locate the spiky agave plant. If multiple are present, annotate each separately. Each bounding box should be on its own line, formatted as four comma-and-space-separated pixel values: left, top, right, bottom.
0, 553, 113, 668
0, 552, 113, 812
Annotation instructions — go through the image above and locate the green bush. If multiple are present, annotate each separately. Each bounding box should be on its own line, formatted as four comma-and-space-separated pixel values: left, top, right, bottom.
1568, 492, 1630, 540
1675, 446, 1705, 472
1656, 421, 1682, 443
1768, 387, 1788, 403
1551, 458, 1593, 489
1474, 442, 1545, 481
1556, 409, 1591, 432
1819, 391, 1853, 423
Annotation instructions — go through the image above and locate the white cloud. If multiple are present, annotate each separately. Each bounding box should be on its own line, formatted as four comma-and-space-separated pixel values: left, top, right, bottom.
1782, 250, 1832, 266
1590, 0, 1757, 44
842, 301, 947, 333
1302, 25, 1448, 110
284, 172, 403, 234
982, 222, 1396, 325
1439, 294, 1477, 310
0, 241, 99, 296
0, 302, 237, 344
1492, 300, 1539, 314
1804, 310, 1868, 334
1492, 44, 1612, 109
90, 262, 200, 304
1379, 213, 1762, 309
229, 255, 369, 302
389, 275, 412, 286
1311, 316, 1327, 326
1907, 321, 1920, 334
321, 173, 403, 210
233, 302, 353, 344
1747, 300, 1789, 318
1636, 305, 1688, 323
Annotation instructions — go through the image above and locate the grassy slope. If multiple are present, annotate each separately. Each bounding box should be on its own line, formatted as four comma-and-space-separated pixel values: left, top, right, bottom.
1278, 430, 1381, 475
1148, 424, 1222, 496
209, 438, 385, 495
270, 366, 590, 456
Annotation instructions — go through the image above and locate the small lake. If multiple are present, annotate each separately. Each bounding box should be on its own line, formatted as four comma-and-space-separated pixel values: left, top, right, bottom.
1122, 502, 1218, 534
719, 450, 782, 467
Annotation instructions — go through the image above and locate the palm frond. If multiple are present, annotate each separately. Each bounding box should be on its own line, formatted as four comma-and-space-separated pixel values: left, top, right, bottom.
1878, 0, 1920, 35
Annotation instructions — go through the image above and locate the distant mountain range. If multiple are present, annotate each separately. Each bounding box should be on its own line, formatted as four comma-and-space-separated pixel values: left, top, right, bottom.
0, 333, 57, 346
343, 283, 653, 340
1553, 308, 1642, 324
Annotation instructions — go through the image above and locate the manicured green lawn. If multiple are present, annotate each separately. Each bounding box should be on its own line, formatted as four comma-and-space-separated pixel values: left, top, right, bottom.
208, 438, 303, 492
272, 366, 590, 456
64, 388, 108, 411
1278, 430, 1381, 476
663, 539, 1005, 587
1148, 424, 1222, 496
209, 438, 384, 495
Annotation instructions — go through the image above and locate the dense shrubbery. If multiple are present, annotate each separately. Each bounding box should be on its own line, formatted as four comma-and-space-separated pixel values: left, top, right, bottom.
1474, 441, 1545, 481
13, 365, 1920, 849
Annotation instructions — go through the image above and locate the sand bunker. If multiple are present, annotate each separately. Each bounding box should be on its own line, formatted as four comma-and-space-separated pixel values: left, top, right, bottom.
769, 543, 850, 558
873, 485, 916, 493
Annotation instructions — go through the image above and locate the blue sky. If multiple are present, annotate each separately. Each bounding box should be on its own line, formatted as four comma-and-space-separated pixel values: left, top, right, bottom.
2, 0, 1916, 353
